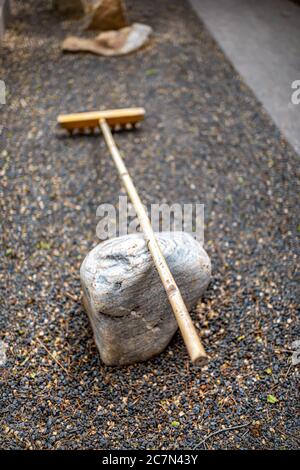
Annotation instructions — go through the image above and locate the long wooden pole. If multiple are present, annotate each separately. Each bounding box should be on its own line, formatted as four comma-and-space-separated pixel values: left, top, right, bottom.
99, 118, 207, 363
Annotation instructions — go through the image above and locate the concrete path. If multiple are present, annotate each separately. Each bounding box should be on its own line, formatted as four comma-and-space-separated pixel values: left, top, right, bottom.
189, 0, 300, 155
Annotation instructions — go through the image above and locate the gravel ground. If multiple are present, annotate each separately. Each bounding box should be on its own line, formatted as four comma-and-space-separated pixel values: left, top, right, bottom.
0, 0, 299, 450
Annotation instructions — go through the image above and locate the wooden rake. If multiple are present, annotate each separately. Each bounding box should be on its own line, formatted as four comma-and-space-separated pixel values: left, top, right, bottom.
57, 107, 207, 363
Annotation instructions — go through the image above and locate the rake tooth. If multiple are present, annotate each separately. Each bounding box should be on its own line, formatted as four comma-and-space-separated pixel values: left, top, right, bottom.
125, 124, 130, 130
67, 128, 74, 136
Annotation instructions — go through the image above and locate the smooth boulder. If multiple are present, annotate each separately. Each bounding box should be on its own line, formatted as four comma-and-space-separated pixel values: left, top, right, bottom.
80, 232, 211, 365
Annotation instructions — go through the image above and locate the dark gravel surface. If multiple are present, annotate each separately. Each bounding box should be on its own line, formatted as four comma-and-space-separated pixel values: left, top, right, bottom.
0, 0, 299, 450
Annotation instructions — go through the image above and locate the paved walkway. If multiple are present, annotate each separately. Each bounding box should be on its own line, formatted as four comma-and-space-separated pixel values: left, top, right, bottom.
190, 0, 300, 155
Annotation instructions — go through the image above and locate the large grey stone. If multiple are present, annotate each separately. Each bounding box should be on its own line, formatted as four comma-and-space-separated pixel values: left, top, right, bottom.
80, 232, 211, 365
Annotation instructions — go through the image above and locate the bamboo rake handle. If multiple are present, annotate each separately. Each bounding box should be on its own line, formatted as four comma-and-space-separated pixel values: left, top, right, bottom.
99, 119, 207, 363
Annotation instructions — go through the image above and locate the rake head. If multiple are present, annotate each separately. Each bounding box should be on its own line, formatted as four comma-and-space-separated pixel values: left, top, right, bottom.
57, 107, 145, 133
